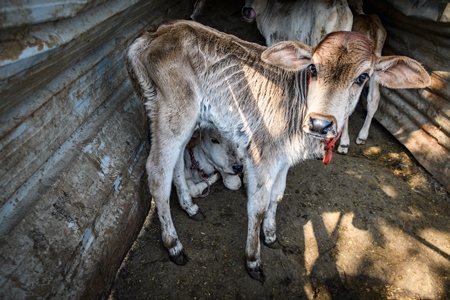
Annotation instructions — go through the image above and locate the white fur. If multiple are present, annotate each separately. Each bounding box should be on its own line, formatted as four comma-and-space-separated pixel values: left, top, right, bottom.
126, 20, 430, 280
184, 128, 243, 198
242, 0, 353, 47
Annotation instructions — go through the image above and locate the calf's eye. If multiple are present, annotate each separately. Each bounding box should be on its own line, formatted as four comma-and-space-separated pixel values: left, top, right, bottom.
210, 138, 220, 144
355, 73, 369, 86
309, 64, 317, 77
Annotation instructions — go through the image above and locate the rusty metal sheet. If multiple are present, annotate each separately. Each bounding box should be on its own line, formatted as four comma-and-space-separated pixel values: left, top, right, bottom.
0, 0, 195, 298
366, 1, 450, 192
384, 0, 449, 22
0, 0, 109, 29
0, 0, 142, 114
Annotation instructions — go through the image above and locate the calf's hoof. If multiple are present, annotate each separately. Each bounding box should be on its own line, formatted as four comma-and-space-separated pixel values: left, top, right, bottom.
170, 251, 188, 265
337, 144, 348, 155
190, 209, 206, 221
246, 265, 266, 283
356, 138, 366, 145
264, 238, 282, 249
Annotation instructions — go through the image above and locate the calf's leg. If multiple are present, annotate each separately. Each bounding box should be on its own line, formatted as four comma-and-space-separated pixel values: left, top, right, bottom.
337, 120, 350, 154
173, 153, 205, 220
262, 164, 289, 248
357, 78, 380, 144
186, 172, 220, 198
147, 145, 188, 264
244, 161, 278, 282
147, 86, 199, 264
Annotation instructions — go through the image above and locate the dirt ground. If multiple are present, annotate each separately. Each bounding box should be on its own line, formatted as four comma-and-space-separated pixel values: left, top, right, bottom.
109, 1, 450, 299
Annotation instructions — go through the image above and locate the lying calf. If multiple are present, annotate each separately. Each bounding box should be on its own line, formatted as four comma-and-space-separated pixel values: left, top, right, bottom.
183, 128, 244, 198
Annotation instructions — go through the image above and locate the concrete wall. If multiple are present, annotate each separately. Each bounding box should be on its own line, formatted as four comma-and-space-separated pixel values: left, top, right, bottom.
0, 0, 194, 298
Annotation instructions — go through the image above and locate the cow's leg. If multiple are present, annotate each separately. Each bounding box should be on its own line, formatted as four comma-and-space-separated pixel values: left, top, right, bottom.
147, 82, 199, 265
173, 154, 205, 220
206, 172, 221, 185
147, 144, 188, 264
357, 78, 380, 144
186, 172, 220, 198
337, 119, 350, 154
262, 164, 289, 248
221, 172, 242, 190
245, 161, 275, 282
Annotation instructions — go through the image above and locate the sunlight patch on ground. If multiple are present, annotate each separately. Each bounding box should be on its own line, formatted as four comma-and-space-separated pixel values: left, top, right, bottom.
362, 146, 382, 157
335, 213, 373, 274
302, 281, 317, 300
333, 215, 449, 299
303, 220, 320, 276
376, 219, 447, 298
380, 151, 431, 191
344, 169, 362, 179
380, 184, 398, 198
399, 206, 424, 220
419, 228, 450, 257
322, 211, 341, 236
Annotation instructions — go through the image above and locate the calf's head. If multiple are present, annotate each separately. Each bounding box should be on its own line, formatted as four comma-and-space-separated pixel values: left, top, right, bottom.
200, 128, 244, 176
261, 31, 431, 139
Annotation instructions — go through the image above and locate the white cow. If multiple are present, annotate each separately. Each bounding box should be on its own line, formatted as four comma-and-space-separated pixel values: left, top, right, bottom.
242, 0, 353, 47
183, 128, 243, 200
127, 20, 430, 281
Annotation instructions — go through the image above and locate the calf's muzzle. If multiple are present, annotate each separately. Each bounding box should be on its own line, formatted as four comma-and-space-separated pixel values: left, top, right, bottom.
303, 113, 338, 138
232, 164, 244, 175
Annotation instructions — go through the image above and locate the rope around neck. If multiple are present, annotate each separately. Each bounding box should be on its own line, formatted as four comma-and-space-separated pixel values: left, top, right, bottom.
321, 127, 343, 165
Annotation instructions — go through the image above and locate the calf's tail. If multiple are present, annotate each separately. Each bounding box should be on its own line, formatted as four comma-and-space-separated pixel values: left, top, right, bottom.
126, 33, 158, 144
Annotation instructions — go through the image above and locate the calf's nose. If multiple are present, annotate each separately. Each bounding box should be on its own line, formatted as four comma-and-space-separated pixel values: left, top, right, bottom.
232, 164, 243, 174
303, 114, 337, 137
309, 118, 334, 134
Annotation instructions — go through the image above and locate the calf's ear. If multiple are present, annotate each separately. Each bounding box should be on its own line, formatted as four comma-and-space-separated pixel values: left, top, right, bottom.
374, 56, 431, 89
186, 130, 201, 149
261, 41, 312, 71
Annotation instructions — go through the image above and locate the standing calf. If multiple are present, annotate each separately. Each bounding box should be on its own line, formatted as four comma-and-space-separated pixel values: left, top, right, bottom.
126, 20, 430, 281
337, 0, 388, 153
242, 0, 392, 154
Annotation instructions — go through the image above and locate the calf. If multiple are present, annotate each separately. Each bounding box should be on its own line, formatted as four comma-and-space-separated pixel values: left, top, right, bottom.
337, 0, 387, 153
242, 0, 391, 154
242, 0, 353, 47
126, 20, 430, 281
183, 128, 243, 199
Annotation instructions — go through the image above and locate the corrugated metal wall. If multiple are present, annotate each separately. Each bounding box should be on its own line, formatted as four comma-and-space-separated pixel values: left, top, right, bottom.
366, 1, 450, 192
1, 0, 448, 298
0, 0, 193, 298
